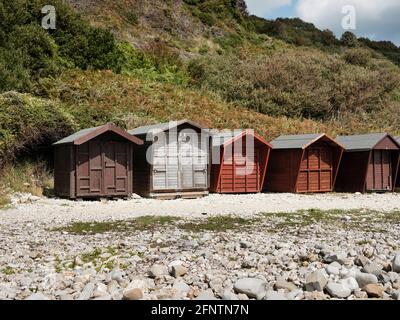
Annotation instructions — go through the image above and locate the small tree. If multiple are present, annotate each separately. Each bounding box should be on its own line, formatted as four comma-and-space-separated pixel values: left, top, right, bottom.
340, 31, 359, 47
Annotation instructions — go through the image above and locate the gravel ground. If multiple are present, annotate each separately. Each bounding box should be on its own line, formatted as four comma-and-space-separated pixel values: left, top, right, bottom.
0, 193, 399, 300
1, 193, 399, 224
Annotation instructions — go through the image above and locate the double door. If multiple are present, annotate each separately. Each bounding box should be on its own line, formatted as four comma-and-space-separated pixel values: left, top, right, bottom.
76, 141, 130, 197
152, 132, 208, 191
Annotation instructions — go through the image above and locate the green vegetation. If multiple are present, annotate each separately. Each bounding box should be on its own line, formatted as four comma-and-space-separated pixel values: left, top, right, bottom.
179, 215, 259, 232
53, 216, 179, 234
1, 0, 400, 200
1, 266, 16, 275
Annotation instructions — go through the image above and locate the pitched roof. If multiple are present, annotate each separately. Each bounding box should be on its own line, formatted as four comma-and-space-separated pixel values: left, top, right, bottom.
128, 119, 207, 136
211, 130, 272, 148
271, 133, 341, 149
336, 133, 397, 151
53, 123, 143, 146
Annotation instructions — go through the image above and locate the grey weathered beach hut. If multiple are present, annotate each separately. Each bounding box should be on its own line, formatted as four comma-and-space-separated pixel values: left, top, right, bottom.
128, 120, 210, 199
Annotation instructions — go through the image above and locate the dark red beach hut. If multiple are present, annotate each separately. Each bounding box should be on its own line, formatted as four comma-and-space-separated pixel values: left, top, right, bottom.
53, 123, 143, 199
335, 133, 400, 193
210, 130, 272, 194
397, 136, 400, 190
264, 134, 344, 193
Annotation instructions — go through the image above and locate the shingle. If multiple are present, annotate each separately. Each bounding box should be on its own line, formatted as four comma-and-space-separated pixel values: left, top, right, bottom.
271, 134, 324, 149
53, 125, 103, 145
336, 133, 388, 151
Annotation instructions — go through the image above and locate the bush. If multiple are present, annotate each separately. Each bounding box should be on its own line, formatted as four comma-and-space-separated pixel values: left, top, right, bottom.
0, 91, 76, 163
343, 48, 372, 66
188, 48, 400, 120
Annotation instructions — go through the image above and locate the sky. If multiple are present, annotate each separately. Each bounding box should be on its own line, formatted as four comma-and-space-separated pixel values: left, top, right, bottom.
245, 0, 400, 46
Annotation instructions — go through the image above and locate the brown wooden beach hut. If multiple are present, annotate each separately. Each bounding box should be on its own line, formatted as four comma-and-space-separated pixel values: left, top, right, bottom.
210, 130, 271, 193
53, 123, 143, 199
128, 120, 210, 199
335, 133, 400, 193
264, 134, 344, 193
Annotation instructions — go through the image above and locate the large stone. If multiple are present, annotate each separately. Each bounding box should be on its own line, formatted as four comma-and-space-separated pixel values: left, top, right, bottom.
221, 290, 239, 300
354, 255, 370, 267
392, 290, 400, 300
339, 277, 359, 293
324, 252, 347, 264
126, 278, 149, 293
196, 289, 217, 300
274, 279, 297, 292
362, 262, 383, 276
305, 270, 328, 292
148, 264, 168, 278
363, 284, 384, 298
326, 262, 341, 276
25, 293, 50, 300
233, 278, 267, 300
326, 282, 351, 299
355, 273, 378, 288
172, 280, 191, 295
123, 288, 143, 300
78, 283, 95, 300
264, 290, 287, 300
393, 254, 400, 273
171, 265, 188, 278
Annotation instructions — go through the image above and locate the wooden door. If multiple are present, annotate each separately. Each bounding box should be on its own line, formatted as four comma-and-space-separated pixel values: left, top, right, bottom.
152, 133, 179, 191
178, 132, 208, 189
76, 141, 102, 196
297, 147, 333, 192
77, 141, 129, 197
366, 150, 392, 191
104, 142, 129, 195
233, 143, 260, 193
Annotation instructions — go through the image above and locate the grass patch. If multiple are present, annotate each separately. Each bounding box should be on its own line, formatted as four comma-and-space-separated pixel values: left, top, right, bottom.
1, 266, 16, 275
53, 216, 179, 235
178, 215, 259, 233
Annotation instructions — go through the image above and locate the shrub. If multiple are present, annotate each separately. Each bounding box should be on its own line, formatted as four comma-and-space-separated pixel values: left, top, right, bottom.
0, 91, 76, 163
343, 48, 372, 66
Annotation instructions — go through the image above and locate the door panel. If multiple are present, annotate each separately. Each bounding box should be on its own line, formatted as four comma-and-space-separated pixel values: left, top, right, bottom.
76, 141, 129, 197
297, 147, 333, 192
367, 150, 392, 191
179, 132, 208, 189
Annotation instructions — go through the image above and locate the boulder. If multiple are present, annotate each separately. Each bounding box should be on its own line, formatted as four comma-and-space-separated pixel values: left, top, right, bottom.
363, 284, 384, 298
25, 293, 50, 300
171, 265, 188, 278
355, 273, 378, 288
392, 254, 400, 273
339, 277, 359, 293
274, 279, 297, 292
305, 270, 328, 292
148, 264, 168, 278
326, 282, 351, 299
123, 288, 143, 300
264, 290, 287, 300
233, 278, 267, 300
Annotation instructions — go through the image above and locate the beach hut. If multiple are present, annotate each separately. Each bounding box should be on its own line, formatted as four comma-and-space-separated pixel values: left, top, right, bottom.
397, 136, 400, 190
335, 133, 400, 193
210, 130, 271, 193
53, 123, 143, 199
128, 120, 210, 199
264, 134, 344, 193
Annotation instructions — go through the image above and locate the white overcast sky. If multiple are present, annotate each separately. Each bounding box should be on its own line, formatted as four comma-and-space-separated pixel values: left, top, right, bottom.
245, 0, 400, 45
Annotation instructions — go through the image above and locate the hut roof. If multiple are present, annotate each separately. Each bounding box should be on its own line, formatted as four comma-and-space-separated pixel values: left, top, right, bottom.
53, 123, 143, 146
211, 130, 272, 148
128, 119, 207, 136
271, 134, 341, 150
336, 133, 400, 151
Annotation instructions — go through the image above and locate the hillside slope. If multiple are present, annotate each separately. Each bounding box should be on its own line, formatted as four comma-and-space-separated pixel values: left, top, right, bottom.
1, 0, 400, 205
